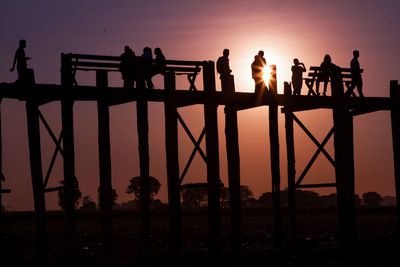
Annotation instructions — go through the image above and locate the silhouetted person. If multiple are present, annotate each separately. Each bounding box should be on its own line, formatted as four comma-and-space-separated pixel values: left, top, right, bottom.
142, 47, 154, 89
251, 51, 267, 95
216, 48, 232, 78
316, 54, 333, 96
350, 50, 364, 97
291, 58, 306, 95
154, 47, 166, 75
10, 39, 31, 82
120, 45, 136, 88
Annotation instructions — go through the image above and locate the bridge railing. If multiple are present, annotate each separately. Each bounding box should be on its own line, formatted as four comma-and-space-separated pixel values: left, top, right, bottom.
61, 53, 204, 91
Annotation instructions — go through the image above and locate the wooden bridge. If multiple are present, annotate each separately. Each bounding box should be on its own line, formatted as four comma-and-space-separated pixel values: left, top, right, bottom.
0, 53, 399, 261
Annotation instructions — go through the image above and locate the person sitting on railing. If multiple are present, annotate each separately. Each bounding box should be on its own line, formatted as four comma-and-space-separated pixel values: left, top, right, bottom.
316, 54, 334, 96
291, 58, 306, 95
10, 39, 31, 83
142, 47, 154, 89
120, 45, 136, 88
216, 48, 232, 79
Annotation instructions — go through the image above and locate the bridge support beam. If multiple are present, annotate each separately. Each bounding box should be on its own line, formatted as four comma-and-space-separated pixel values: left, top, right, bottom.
222, 75, 241, 253
96, 70, 114, 258
26, 101, 48, 260
137, 82, 150, 255
203, 61, 221, 255
332, 68, 356, 251
283, 82, 297, 252
164, 72, 181, 255
390, 80, 400, 239
268, 65, 283, 253
61, 98, 77, 260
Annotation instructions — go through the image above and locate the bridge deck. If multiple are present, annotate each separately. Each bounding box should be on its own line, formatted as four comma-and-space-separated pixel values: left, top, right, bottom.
0, 82, 392, 112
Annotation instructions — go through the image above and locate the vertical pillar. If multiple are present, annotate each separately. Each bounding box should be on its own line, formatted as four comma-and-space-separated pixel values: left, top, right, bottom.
26, 101, 48, 259
164, 72, 181, 254
96, 70, 114, 258
203, 61, 221, 255
390, 80, 400, 238
268, 65, 283, 253
222, 75, 241, 252
61, 53, 77, 259
284, 82, 297, 251
0, 99, 3, 247
137, 82, 150, 255
331, 67, 356, 250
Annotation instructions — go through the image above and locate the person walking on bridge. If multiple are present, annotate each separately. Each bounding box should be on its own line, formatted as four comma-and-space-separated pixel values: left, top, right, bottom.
350, 50, 364, 97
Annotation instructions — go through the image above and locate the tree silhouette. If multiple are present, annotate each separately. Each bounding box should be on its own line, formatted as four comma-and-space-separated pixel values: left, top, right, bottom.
97, 186, 118, 209
80, 195, 96, 210
57, 180, 82, 210
180, 183, 207, 208
362, 192, 382, 207
126, 176, 161, 200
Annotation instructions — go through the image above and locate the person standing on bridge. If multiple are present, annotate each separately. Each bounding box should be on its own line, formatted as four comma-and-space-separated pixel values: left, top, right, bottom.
216, 48, 232, 79
120, 45, 136, 88
350, 50, 364, 97
291, 58, 306, 95
251, 50, 267, 95
10, 39, 31, 83
142, 47, 154, 89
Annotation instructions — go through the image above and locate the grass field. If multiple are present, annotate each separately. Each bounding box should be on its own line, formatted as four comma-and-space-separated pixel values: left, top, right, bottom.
0, 207, 399, 266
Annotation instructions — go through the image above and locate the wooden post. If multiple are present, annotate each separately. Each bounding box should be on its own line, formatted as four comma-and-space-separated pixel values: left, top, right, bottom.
96, 70, 114, 258
390, 80, 400, 239
0, 99, 3, 249
137, 82, 150, 255
164, 71, 181, 255
203, 61, 221, 255
331, 67, 356, 250
61, 53, 77, 259
268, 65, 283, 253
222, 74, 241, 252
26, 101, 48, 259
283, 82, 297, 251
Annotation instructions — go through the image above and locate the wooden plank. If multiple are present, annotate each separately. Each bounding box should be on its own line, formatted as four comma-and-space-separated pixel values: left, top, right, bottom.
26, 101, 48, 259
331, 67, 357, 252
203, 61, 221, 256
136, 84, 150, 255
96, 70, 114, 258
61, 98, 77, 260
296, 183, 336, 188
222, 74, 242, 252
164, 71, 182, 255
283, 82, 297, 252
268, 65, 283, 254
390, 80, 400, 239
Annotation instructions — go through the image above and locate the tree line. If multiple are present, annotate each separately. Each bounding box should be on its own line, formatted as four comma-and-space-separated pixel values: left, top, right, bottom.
51, 176, 395, 211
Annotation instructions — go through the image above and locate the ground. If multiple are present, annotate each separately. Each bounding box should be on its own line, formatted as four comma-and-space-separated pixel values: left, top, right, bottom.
0, 208, 398, 266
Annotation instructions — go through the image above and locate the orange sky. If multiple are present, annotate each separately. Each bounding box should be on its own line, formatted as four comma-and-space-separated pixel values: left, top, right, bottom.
0, 0, 399, 210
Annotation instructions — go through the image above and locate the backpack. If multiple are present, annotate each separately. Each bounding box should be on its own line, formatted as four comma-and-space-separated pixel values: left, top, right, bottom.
216, 57, 224, 75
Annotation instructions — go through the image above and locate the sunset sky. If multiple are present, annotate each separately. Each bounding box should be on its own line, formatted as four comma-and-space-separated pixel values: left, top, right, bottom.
0, 0, 399, 210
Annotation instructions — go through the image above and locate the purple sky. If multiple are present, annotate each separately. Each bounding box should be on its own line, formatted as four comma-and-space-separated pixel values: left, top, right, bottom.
0, 0, 399, 210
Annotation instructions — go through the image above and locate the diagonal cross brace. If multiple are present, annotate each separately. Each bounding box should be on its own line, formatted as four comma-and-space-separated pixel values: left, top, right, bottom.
296, 127, 335, 186
176, 112, 207, 161
43, 131, 63, 188
292, 113, 335, 164
179, 128, 206, 184
38, 110, 64, 156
